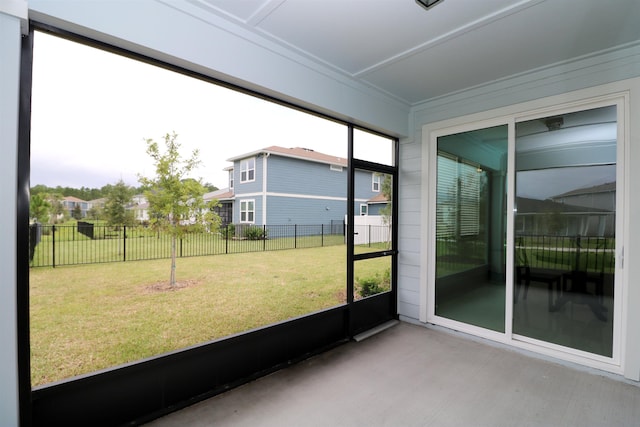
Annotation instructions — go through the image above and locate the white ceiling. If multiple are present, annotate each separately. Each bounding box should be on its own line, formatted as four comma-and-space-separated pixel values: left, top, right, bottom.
180, 0, 640, 106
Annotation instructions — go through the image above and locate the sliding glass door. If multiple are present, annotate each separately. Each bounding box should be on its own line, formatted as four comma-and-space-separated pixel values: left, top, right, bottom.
434, 125, 508, 332
513, 105, 617, 357
429, 100, 622, 362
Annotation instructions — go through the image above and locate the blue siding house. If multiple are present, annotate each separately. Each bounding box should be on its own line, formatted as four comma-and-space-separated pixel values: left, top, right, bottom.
223, 146, 387, 228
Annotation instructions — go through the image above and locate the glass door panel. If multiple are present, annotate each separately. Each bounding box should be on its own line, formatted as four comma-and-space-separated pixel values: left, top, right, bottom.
435, 125, 508, 332
513, 105, 617, 357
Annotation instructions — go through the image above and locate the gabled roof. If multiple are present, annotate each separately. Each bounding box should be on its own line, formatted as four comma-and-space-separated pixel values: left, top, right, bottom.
63, 196, 87, 203
516, 197, 608, 214
226, 146, 347, 167
552, 182, 616, 199
204, 188, 234, 201
368, 193, 388, 204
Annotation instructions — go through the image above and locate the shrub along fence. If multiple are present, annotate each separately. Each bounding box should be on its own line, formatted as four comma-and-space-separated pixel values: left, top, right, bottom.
28, 222, 355, 268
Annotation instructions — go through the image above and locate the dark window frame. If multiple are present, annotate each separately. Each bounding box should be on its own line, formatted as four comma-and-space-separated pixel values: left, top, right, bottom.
19, 22, 399, 426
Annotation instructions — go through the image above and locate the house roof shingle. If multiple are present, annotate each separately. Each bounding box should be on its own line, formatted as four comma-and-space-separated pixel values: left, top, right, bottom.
226, 146, 347, 167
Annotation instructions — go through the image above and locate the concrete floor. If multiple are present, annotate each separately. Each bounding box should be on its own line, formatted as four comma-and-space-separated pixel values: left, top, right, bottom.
145, 322, 640, 427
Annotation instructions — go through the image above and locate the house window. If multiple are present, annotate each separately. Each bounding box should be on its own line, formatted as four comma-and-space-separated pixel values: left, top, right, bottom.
240, 158, 255, 182
330, 164, 343, 172
229, 169, 234, 190
240, 199, 255, 223
360, 204, 368, 216
372, 174, 381, 192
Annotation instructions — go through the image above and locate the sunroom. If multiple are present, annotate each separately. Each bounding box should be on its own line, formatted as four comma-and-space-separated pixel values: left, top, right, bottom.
2, 0, 640, 425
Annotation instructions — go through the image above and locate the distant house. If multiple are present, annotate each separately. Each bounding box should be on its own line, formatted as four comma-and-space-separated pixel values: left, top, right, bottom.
88, 198, 106, 211
224, 146, 386, 228
203, 188, 234, 227
550, 182, 616, 212
128, 194, 149, 223
61, 196, 88, 218
516, 182, 616, 237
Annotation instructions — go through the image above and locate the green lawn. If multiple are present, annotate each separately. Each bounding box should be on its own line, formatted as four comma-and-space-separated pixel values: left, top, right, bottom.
30, 245, 389, 386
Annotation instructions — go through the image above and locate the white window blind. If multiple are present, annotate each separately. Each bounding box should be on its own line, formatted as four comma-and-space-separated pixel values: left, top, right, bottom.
436, 152, 480, 239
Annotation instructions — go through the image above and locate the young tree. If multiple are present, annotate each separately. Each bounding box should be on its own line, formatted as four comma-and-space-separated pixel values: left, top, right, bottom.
379, 173, 393, 249
29, 194, 51, 223
104, 179, 135, 228
72, 204, 83, 220
138, 132, 220, 287
47, 193, 65, 224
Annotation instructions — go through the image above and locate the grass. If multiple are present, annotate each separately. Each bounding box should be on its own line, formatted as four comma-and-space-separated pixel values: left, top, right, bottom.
30, 244, 389, 387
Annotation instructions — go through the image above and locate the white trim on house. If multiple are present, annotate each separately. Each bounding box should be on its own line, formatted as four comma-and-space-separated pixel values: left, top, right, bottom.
372, 173, 381, 192
240, 157, 255, 183
239, 199, 255, 224
262, 153, 268, 225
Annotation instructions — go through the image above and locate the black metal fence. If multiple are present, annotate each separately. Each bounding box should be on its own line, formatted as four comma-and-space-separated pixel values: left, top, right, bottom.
29, 222, 353, 268
435, 234, 615, 277
515, 234, 615, 273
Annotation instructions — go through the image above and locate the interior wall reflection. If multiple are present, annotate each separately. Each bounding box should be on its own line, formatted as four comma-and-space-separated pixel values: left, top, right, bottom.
513, 105, 616, 357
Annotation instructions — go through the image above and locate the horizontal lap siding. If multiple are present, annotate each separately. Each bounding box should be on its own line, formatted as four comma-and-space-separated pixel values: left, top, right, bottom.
354, 169, 380, 201
267, 156, 346, 197
397, 139, 422, 321
266, 196, 346, 226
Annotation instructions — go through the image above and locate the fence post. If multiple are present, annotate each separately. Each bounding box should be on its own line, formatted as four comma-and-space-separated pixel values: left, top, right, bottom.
225, 225, 229, 254
52, 224, 56, 268
123, 225, 127, 262
263, 225, 267, 251
321, 224, 324, 247
294, 224, 297, 249
180, 237, 183, 258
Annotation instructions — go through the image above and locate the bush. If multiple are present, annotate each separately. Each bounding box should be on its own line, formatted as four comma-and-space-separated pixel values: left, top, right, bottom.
357, 276, 384, 297
244, 225, 267, 240
356, 268, 391, 298
224, 223, 236, 239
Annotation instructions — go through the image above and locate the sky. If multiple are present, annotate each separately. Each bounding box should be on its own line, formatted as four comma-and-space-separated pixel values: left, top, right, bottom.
30, 32, 392, 192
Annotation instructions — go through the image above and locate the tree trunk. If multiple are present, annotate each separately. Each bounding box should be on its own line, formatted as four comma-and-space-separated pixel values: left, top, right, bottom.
170, 234, 176, 287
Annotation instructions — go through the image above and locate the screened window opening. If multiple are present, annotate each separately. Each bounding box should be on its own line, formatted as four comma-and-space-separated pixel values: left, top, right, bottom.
27, 31, 398, 387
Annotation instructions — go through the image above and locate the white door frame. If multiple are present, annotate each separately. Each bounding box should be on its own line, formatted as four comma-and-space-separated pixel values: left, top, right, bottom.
420, 85, 629, 375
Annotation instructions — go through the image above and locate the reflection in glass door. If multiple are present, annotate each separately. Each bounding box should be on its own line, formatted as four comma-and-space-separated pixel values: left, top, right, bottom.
513, 105, 617, 357
435, 125, 508, 332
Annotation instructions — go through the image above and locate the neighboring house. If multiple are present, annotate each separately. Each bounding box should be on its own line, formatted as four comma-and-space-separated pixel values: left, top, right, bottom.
224, 146, 387, 228
127, 194, 149, 223
365, 193, 389, 217
203, 188, 234, 227
551, 182, 616, 212
61, 196, 88, 218
515, 196, 614, 237
87, 197, 106, 211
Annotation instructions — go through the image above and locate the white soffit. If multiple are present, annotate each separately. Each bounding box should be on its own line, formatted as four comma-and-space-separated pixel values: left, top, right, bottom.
175, 0, 640, 105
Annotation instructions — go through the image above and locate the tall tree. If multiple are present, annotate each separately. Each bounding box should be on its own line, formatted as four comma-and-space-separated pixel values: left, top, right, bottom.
104, 179, 135, 228
138, 132, 220, 287
29, 194, 51, 223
